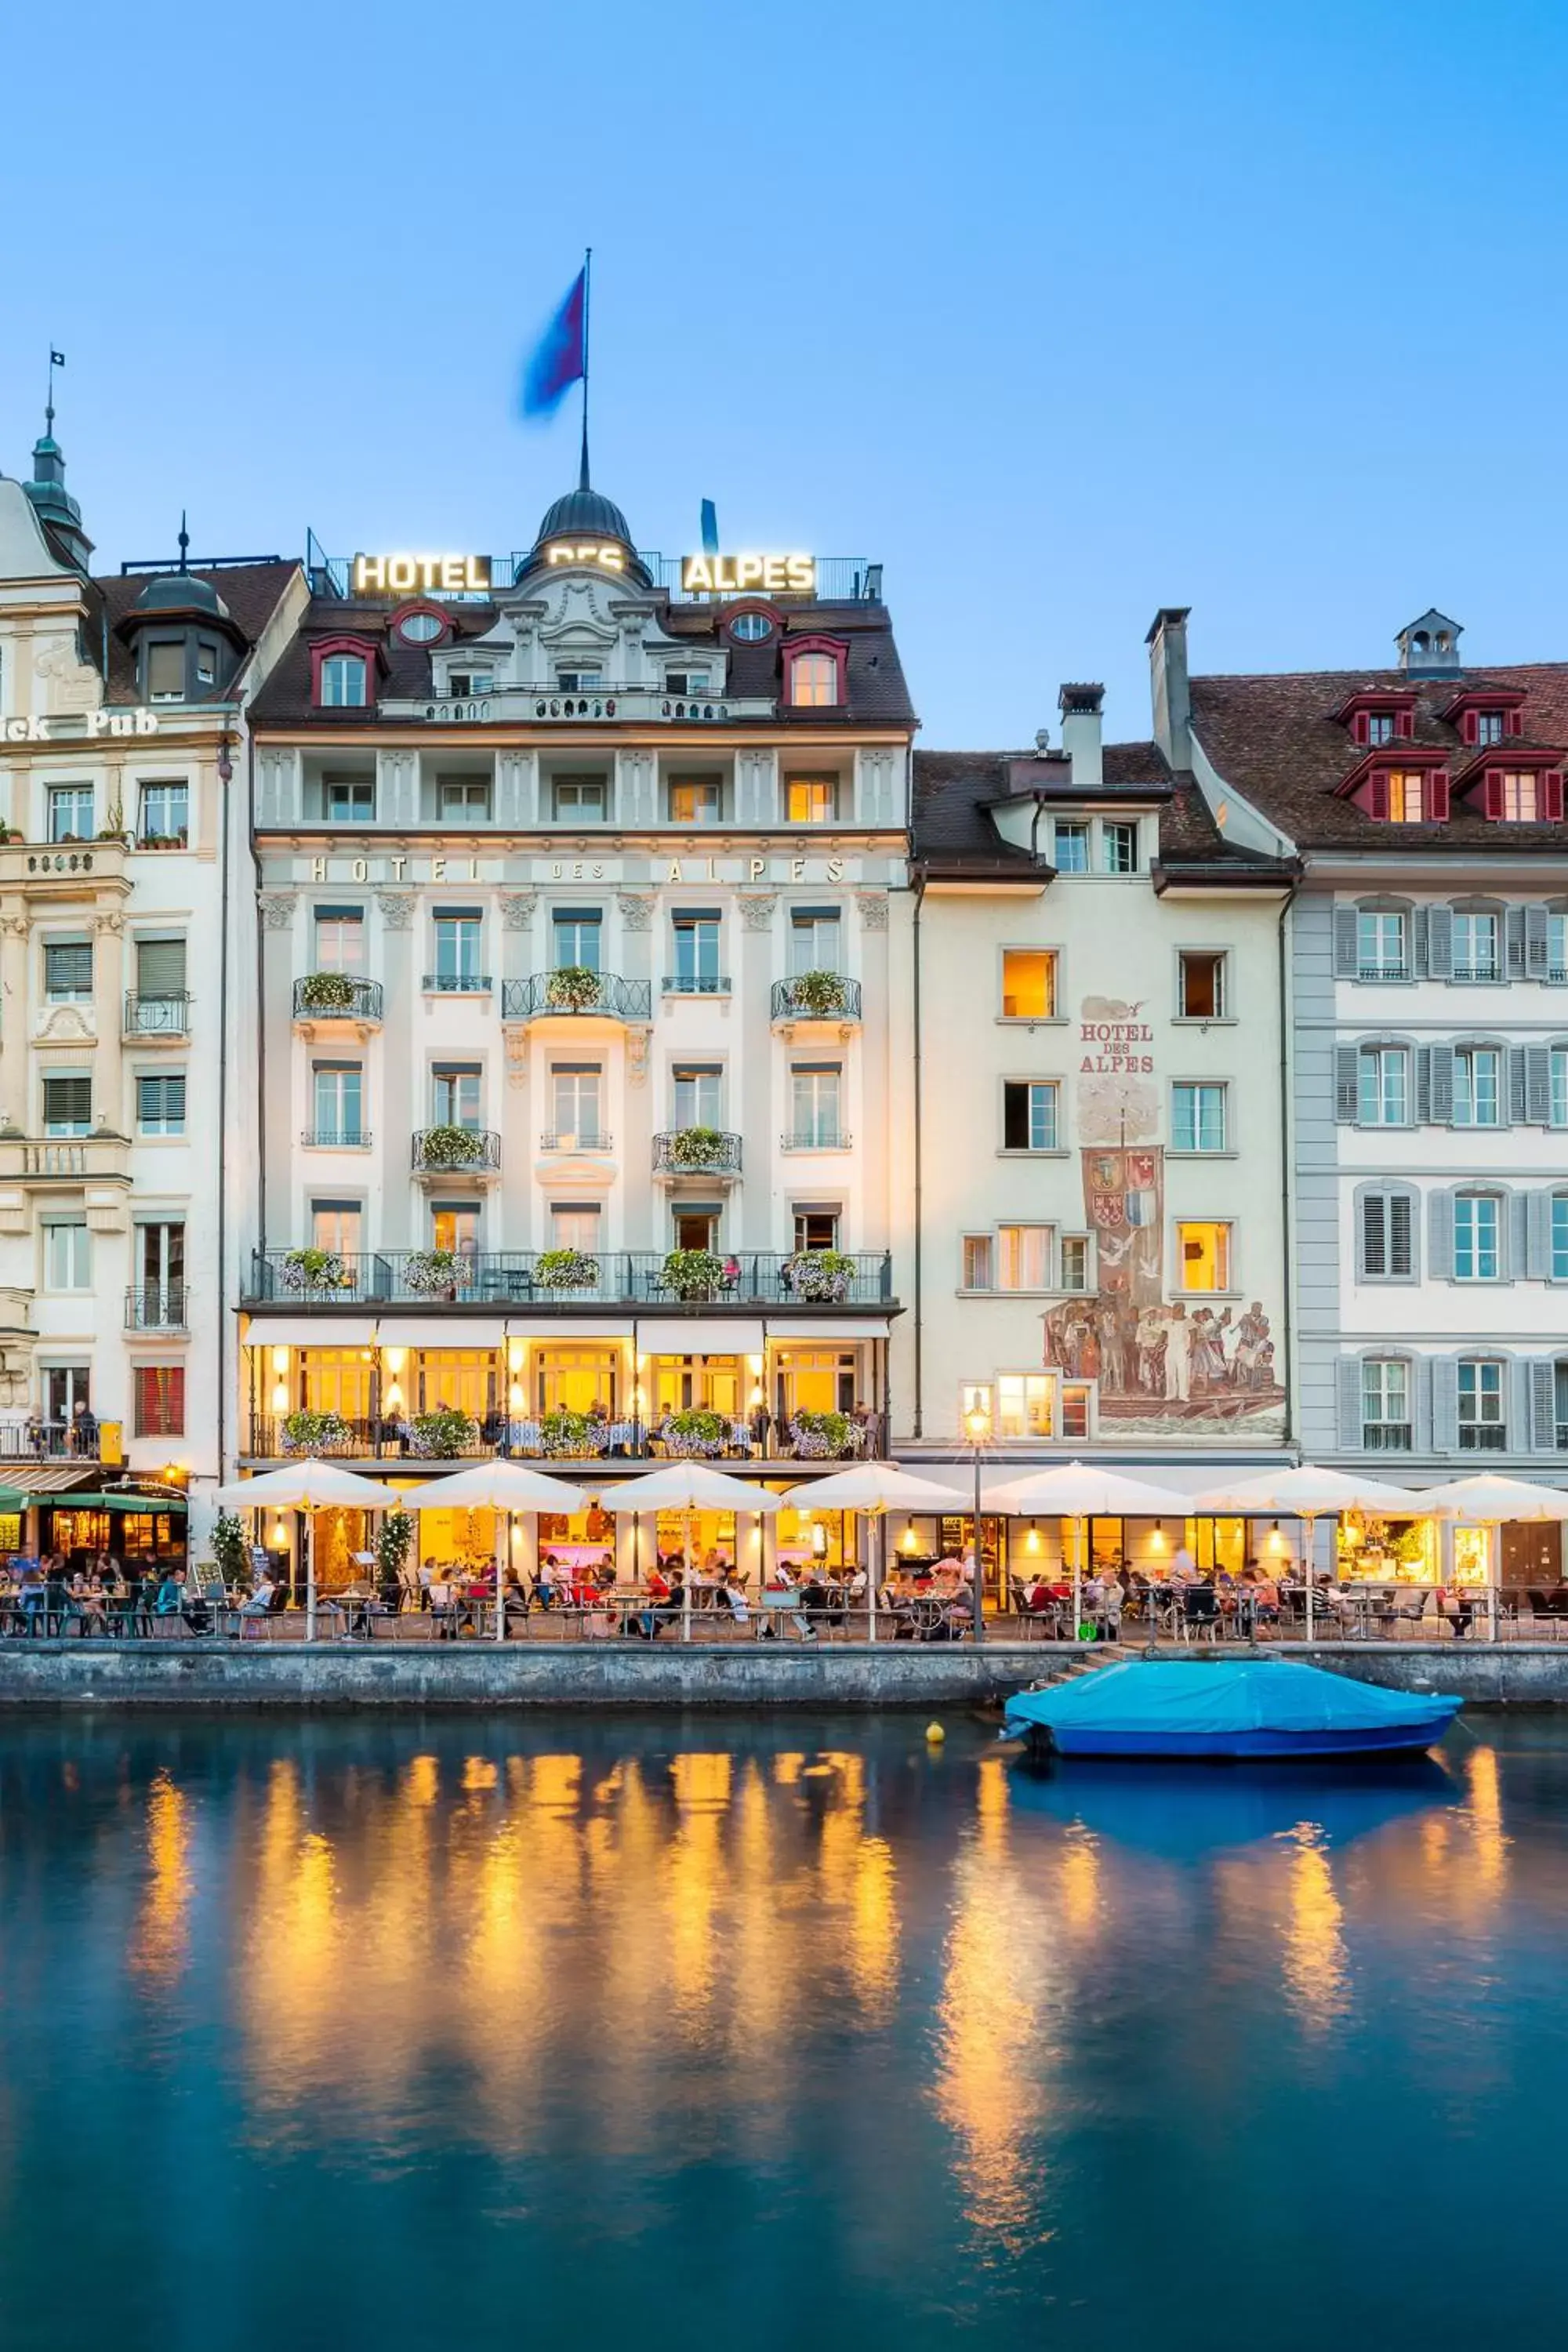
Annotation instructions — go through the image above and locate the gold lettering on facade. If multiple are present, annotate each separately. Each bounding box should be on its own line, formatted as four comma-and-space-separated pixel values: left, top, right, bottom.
311, 857, 327, 882
431, 857, 446, 881
791, 857, 806, 881
390, 856, 406, 881
680, 554, 815, 596
666, 862, 681, 884
352, 858, 368, 883
749, 857, 765, 881
826, 858, 844, 882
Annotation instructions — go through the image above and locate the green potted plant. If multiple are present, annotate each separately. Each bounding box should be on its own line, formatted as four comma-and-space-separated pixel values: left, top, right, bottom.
417, 1123, 487, 1170
539, 1406, 597, 1455
782, 1248, 856, 1303
546, 964, 603, 1012
211, 1509, 249, 1588
403, 1247, 467, 1298
668, 1125, 729, 1170
280, 1246, 351, 1292
375, 1508, 416, 1606
788, 1408, 855, 1460
662, 1247, 727, 1301
535, 1247, 601, 1290
298, 970, 358, 1014
281, 1406, 354, 1453
790, 968, 849, 1017
408, 1406, 478, 1458
663, 1406, 729, 1457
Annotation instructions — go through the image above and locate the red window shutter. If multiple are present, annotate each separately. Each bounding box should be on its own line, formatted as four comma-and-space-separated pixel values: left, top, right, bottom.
1544, 771, 1565, 822
1463, 711, 1476, 746
1483, 769, 1504, 820
1428, 770, 1451, 822
1368, 771, 1389, 820
134, 1367, 185, 1439
1353, 712, 1368, 746
1397, 709, 1413, 739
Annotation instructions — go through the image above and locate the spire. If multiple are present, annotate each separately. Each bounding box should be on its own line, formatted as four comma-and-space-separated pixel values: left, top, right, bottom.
178, 511, 190, 573
24, 348, 92, 573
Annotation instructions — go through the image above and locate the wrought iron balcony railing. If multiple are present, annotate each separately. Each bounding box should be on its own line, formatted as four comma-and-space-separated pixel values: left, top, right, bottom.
292, 975, 383, 1022
662, 974, 730, 996
245, 1247, 893, 1308
539, 1131, 612, 1152
125, 1284, 188, 1330
422, 971, 492, 994
123, 992, 191, 1036
770, 975, 862, 1022
411, 1127, 502, 1174
301, 1129, 372, 1149
502, 972, 652, 1022
652, 1131, 743, 1174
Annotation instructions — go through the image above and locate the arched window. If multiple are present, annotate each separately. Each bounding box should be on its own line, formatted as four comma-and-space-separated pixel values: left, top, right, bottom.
321, 654, 367, 709
789, 652, 839, 708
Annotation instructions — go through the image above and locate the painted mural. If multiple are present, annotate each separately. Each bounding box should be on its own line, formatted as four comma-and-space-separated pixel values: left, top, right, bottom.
1041, 996, 1286, 1437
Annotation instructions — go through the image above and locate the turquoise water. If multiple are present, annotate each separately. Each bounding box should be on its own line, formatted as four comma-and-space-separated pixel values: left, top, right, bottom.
0, 1711, 1561, 2352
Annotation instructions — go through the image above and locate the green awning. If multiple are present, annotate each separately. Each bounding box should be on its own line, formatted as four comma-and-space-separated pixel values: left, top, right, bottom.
64, 1492, 187, 1514
0, 1487, 27, 1511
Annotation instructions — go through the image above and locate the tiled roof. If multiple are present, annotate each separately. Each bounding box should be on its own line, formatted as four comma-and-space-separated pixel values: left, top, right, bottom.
89, 562, 299, 702
911, 744, 1290, 878
1191, 661, 1568, 852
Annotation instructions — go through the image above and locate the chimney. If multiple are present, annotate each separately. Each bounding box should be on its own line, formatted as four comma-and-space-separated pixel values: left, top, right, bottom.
1146, 607, 1192, 770
1058, 683, 1104, 789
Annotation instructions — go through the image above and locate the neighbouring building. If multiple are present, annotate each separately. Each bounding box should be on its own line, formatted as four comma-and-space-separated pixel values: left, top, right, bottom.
1174, 605, 1568, 1584
0, 418, 302, 1563
898, 656, 1298, 1581
234, 481, 912, 1588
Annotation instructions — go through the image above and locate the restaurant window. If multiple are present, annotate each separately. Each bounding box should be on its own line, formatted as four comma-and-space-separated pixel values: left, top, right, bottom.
1000, 948, 1056, 1019
1358, 1046, 1409, 1127
793, 1206, 840, 1251
789, 1065, 843, 1147
311, 1063, 364, 1145
1003, 1080, 1059, 1150
48, 785, 93, 841
1385, 771, 1425, 823
550, 1202, 601, 1254
430, 909, 484, 989
550, 1064, 603, 1148
321, 653, 367, 708
1178, 950, 1226, 1018
147, 642, 185, 703
430, 1202, 481, 1255
431, 1065, 482, 1129
1356, 909, 1408, 980
1060, 1235, 1090, 1292
437, 776, 492, 820
1452, 911, 1500, 981
44, 939, 93, 1001
786, 776, 837, 824
790, 909, 842, 975
1552, 1193, 1568, 1282
314, 906, 365, 970
668, 776, 722, 824
673, 1065, 723, 1129
301, 1348, 371, 1417
997, 1225, 1051, 1290
134, 1365, 185, 1439
136, 1074, 186, 1137
42, 1075, 91, 1136
139, 781, 189, 842
44, 1218, 90, 1292
310, 1200, 361, 1254
1360, 1189, 1414, 1279
1178, 1220, 1232, 1292
552, 909, 601, 971
538, 1347, 618, 1417
670, 911, 723, 991
553, 775, 607, 821
1453, 1048, 1501, 1127
789, 653, 838, 708
1361, 1359, 1411, 1450
1053, 821, 1089, 873
1454, 1192, 1501, 1280
1101, 820, 1139, 874
325, 776, 375, 822
961, 1234, 993, 1290
416, 1349, 495, 1419
1171, 1081, 1226, 1153
996, 1374, 1053, 1439
1457, 1358, 1506, 1450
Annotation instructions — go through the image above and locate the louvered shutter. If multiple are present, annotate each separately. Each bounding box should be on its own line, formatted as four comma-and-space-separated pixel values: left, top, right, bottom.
1428, 771, 1450, 822
1509, 1192, 1529, 1281
1507, 906, 1527, 977
1360, 1192, 1385, 1278
1368, 772, 1389, 822
1388, 1191, 1413, 1277
1526, 1044, 1552, 1125
1427, 904, 1454, 977
1509, 1046, 1529, 1125
1531, 1360, 1560, 1452
1428, 1044, 1455, 1123
136, 938, 187, 995
1527, 1189, 1552, 1280
1526, 903, 1551, 978
1484, 770, 1504, 820
1545, 773, 1565, 822
1415, 1047, 1432, 1125
1336, 1359, 1364, 1450
1512, 1359, 1531, 1452
1432, 1357, 1460, 1453
43, 1076, 91, 1130
1428, 1189, 1454, 1279
1334, 1045, 1360, 1123
1414, 906, 1429, 977
1332, 907, 1359, 978
1413, 1356, 1434, 1454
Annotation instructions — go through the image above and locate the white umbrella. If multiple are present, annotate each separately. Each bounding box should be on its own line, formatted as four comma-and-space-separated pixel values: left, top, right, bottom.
211, 1460, 405, 1640
983, 1463, 1197, 1645
419, 1461, 589, 1642
1415, 1475, 1568, 1642
597, 1465, 784, 1642
1188, 1465, 1428, 1642
789, 1463, 968, 1639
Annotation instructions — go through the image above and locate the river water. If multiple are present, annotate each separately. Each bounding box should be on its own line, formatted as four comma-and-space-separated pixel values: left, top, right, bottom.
0, 1710, 1560, 2351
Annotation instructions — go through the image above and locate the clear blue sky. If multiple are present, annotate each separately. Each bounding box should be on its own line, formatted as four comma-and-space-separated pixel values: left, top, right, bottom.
4, 0, 1565, 748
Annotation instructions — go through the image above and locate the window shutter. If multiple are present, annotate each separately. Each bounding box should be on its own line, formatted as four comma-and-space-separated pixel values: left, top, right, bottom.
1509, 1190, 1529, 1281
1483, 770, 1504, 820
1463, 711, 1477, 747
1428, 771, 1450, 822
1415, 1047, 1432, 1126
1526, 1044, 1552, 1125
1428, 1188, 1454, 1279
1397, 710, 1413, 740
1332, 908, 1359, 978
1414, 1356, 1434, 1454
1413, 906, 1429, 976
1509, 1046, 1529, 1125
1428, 1044, 1455, 1123
1368, 772, 1389, 822
1545, 772, 1565, 822
136, 938, 187, 994
1526, 903, 1551, 977
1528, 1189, 1552, 1279
1334, 1045, 1360, 1123
1388, 1191, 1413, 1277
1512, 1359, 1531, 1452
1359, 1191, 1385, 1278
1432, 1357, 1460, 1453
1531, 1360, 1559, 1451
1507, 905, 1527, 977
1427, 904, 1454, 977
1336, 1358, 1363, 1450
1353, 713, 1369, 747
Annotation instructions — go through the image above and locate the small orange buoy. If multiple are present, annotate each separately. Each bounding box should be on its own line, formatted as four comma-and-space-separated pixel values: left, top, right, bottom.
925, 1721, 946, 1745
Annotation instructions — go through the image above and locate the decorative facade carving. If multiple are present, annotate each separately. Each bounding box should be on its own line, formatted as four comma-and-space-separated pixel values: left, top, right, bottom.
616, 891, 654, 931
498, 891, 538, 930
739, 894, 777, 931
626, 1025, 651, 1086
855, 892, 889, 931
92, 912, 124, 936
33, 1004, 96, 1045
374, 892, 416, 931
257, 892, 298, 931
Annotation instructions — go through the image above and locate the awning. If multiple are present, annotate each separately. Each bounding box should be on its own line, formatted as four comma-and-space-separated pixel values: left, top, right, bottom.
501, 1318, 633, 1341
0, 1462, 100, 1494
241, 1316, 378, 1348
636, 1318, 766, 1356
768, 1319, 891, 1343
72, 1492, 188, 1514
374, 1317, 508, 1348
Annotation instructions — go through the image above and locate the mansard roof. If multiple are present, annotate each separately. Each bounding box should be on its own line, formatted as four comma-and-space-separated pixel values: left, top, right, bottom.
90, 562, 299, 702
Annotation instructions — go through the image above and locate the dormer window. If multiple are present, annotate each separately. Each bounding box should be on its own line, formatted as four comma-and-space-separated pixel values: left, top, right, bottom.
1053, 821, 1089, 873
1475, 711, 1504, 747
556, 668, 601, 692
782, 636, 848, 710
147, 643, 185, 703
1385, 770, 1426, 823
1501, 771, 1538, 822
321, 654, 367, 708
448, 670, 494, 697
665, 670, 710, 698
1367, 714, 1396, 746
1338, 688, 1416, 747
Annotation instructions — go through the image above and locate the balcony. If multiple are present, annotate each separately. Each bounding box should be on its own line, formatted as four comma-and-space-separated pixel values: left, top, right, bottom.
0, 1134, 130, 1187
0, 1418, 101, 1461
423, 971, 492, 996
123, 992, 191, 1040
412, 1127, 502, 1181
245, 1247, 894, 1310
380, 685, 779, 728
653, 1131, 743, 1178
781, 1130, 852, 1152
292, 975, 384, 1032
502, 972, 652, 1023
662, 974, 730, 997
771, 975, 862, 1028
125, 1284, 188, 1332
302, 1129, 372, 1150
539, 1130, 613, 1154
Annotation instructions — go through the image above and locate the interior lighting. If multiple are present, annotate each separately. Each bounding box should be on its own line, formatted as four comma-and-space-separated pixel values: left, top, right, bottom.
384, 1348, 406, 1375
271, 1346, 289, 1375
271, 1381, 289, 1414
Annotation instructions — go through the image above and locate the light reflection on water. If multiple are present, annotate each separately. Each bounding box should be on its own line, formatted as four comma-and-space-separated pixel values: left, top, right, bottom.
2, 1712, 1566, 2352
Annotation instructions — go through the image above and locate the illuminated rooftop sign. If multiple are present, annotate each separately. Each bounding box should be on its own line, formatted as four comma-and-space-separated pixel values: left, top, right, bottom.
680, 554, 815, 597
352, 554, 491, 596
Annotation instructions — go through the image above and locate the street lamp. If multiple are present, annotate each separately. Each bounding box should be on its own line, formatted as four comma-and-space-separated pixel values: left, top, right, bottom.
964, 1403, 990, 1642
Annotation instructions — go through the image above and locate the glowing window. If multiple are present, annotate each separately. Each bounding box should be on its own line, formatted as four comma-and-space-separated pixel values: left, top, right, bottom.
1178, 1221, 1231, 1292
1000, 949, 1056, 1019
790, 654, 837, 707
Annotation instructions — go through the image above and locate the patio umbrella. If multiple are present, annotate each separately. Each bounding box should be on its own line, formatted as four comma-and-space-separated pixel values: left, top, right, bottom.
211, 1460, 405, 1640
597, 1465, 784, 1642
422, 1461, 588, 1641
1414, 1475, 1568, 1642
1188, 1466, 1427, 1643
983, 1464, 1196, 1645
789, 1463, 968, 1639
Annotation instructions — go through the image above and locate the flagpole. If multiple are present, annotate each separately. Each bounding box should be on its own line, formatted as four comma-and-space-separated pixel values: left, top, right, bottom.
579, 247, 592, 490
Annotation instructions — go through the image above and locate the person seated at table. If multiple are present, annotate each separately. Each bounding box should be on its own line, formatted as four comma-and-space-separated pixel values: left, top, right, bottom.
534, 1556, 560, 1610
637, 1569, 683, 1639
154, 1567, 186, 1617
501, 1570, 528, 1623
426, 1574, 459, 1637
722, 1566, 750, 1625
760, 1559, 816, 1642
1250, 1570, 1281, 1625
644, 1562, 671, 1606
1098, 1568, 1126, 1636
1019, 1574, 1053, 1616
239, 1570, 276, 1623
845, 1564, 868, 1607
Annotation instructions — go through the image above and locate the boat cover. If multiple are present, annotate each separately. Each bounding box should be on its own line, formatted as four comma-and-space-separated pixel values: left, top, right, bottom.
1004, 1658, 1459, 1738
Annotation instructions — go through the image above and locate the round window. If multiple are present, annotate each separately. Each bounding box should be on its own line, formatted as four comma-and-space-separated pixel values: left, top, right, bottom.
729, 610, 774, 643
397, 609, 444, 645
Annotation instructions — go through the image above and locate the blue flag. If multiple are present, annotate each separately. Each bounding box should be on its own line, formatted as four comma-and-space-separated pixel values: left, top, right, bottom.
521, 270, 586, 419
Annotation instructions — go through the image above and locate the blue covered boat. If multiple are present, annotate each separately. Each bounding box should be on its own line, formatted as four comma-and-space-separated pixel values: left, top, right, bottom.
1003, 1659, 1461, 1762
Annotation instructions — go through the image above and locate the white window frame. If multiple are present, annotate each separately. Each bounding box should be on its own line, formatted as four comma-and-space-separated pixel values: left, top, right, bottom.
1170, 1080, 1227, 1154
